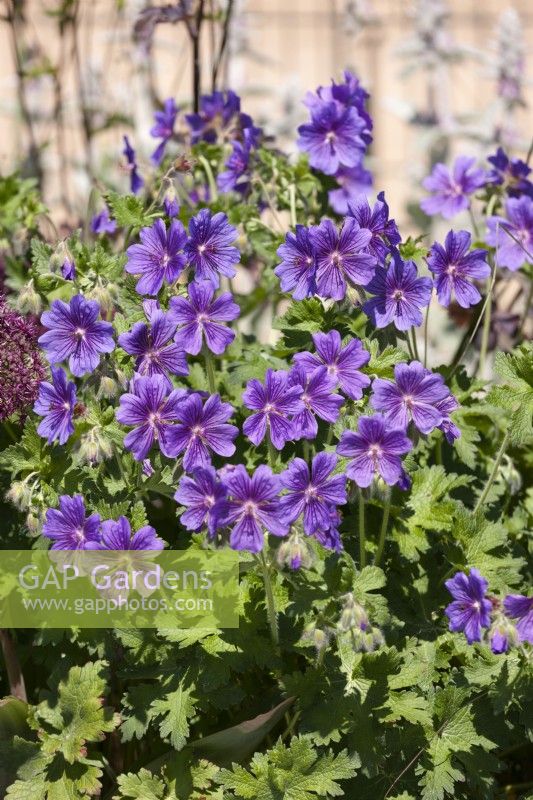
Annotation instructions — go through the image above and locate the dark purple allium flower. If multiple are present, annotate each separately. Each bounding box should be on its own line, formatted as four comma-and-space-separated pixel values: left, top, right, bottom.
434, 394, 461, 443
444, 569, 492, 644
371, 361, 452, 435
118, 301, 188, 388
0, 298, 46, 420
421, 156, 487, 219
486, 195, 533, 271
34, 367, 76, 445
184, 209, 240, 287
289, 364, 344, 440
337, 413, 412, 488
221, 464, 289, 553
427, 230, 490, 308
90, 206, 117, 235
294, 330, 370, 401
42, 494, 101, 550
116, 374, 187, 461
169, 281, 239, 355
242, 369, 304, 450
174, 465, 228, 536
504, 594, 533, 645
274, 225, 317, 300
347, 191, 401, 262
364, 252, 432, 331
487, 147, 533, 198
150, 97, 178, 165
329, 164, 373, 215
217, 137, 253, 195
165, 393, 238, 472
97, 516, 165, 550
123, 135, 144, 195
125, 219, 187, 296
38, 295, 115, 377
297, 102, 368, 175
163, 188, 180, 218
186, 89, 241, 144
279, 452, 347, 535
312, 217, 375, 299
61, 258, 76, 280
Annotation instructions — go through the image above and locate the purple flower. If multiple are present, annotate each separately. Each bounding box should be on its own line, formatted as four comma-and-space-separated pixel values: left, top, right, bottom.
487, 147, 533, 198
297, 102, 368, 175
279, 452, 347, 535
421, 156, 487, 219
364, 253, 432, 331
347, 191, 401, 262
42, 495, 101, 550
427, 230, 490, 308
289, 364, 344, 440
186, 89, 241, 144
169, 281, 239, 356
371, 362, 452, 435
434, 394, 461, 443
221, 465, 288, 553
312, 218, 375, 300
174, 466, 228, 536
163, 189, 180, 218
217, 137, 252, 195
486, 195, 533, 271
242, 369, 304, 450
0, 299, 46, 421
184, 209, 240, 287
445, 569, 492, 644
116, 374, 187, 461
90, 207, 117, 235
61, 258, 76, 280
337, 413, 412, 488
274, 225, 317, 300
97, 516, 165, 550
314, 507, 343, 553
150, 98, 178, 165
490, 624, 510, 655
34, 367, 76, 445
123, 135, 144, 195
165, 393, 238, 472
294, 330, 370, 401
126, 219, 187, 296
118, 301, 188, 387
329, 164, 373, 215
304, 69, 372, 137
39, 295, 115, 377
504, 594, 533, 645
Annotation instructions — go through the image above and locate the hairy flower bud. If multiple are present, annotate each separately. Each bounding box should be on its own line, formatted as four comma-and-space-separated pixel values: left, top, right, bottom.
276, 530, 314, 571
16, 279, 42, 315
77, 427, 114, 464
301, 622, 331, 655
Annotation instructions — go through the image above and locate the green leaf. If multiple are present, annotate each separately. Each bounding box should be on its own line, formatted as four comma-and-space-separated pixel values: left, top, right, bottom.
106, 192, 157, 230
150, 676, 197, 751
114, 768, 165, 800
487, 343, 533, 444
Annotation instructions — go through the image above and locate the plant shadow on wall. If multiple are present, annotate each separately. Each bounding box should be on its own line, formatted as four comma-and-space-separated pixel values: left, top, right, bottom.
0, 8, 533, 800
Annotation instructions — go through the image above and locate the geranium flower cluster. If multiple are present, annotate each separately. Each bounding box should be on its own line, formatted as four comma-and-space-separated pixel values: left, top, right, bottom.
445, 568, 533, 653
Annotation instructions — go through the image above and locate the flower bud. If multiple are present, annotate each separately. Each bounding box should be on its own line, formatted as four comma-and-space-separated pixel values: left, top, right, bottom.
97, 375, 119, 399
16, 280, 42, 315
276, 530, 314, 571
6, 480, 33, 510
86, 283, 116, 317
77, 428, 113, 464
301, 622, 331, 655
338, 593, 369, 633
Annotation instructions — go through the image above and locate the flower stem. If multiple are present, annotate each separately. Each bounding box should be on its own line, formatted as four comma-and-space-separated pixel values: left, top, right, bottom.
303, 439, 311, 465
477, 275, 493, 377
374, 492, 391, 566
423, 299, 431, 368
474, 429, 511, 513
259, 550, 279, 646
358, 490, 366, 568
410, 327, 420, 362
203, 346, 217, 395
197, 154, 218, 203
289, 183, 297, 228
267, 434, 278, 470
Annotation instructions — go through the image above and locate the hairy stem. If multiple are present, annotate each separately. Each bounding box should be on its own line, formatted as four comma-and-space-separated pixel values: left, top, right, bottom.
477, 274, 493, 377
259, 550, 279, 646
203, 346, 217, 394
374, 492, 391, 566
358, 490, 366, 569
474, 429, 511, 513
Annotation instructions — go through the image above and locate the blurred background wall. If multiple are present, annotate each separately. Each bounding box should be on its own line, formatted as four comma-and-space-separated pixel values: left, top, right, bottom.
0, 0, 532, 227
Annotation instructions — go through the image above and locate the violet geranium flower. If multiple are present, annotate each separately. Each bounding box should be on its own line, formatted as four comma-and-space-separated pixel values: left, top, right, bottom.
427, 230, 490, 308
486, 195, 533, 271
184, 209, 240, 287
421, 156, 487, 219
122, 136, 144, 195
97, 516, 165, 550
328, 164, 373, 216
170, 281, 239, 356
503, 594, 533, 645
434, 394, 461, 443
217, 136, 253, 195
337, 414, 412, 488
150, 97, 178, 165
293, 330, 370, 401
297, 102, 368, 175
364, 252, 432, 331
221, 465, 289, 553
174, 466, 228, 536
274, 225, 317, 300
42, 495, 101, 550
118, 301, 188, 388
34, 367, 77, 445
444, 569, 492, 644
487, 147, 533, 198
289, 364, 344, 440
39, 295, 115, 377
166, 393, 238, 472
186, 89, 242, 144
116, 374, 187, 461
371, 362, 453, 435
242, 369, 304, 450
90, 206, 117, 235
279, 452, 347, 535
125, 219, 187, 296
347, 191, 401, 263
312, 217, 375, 300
